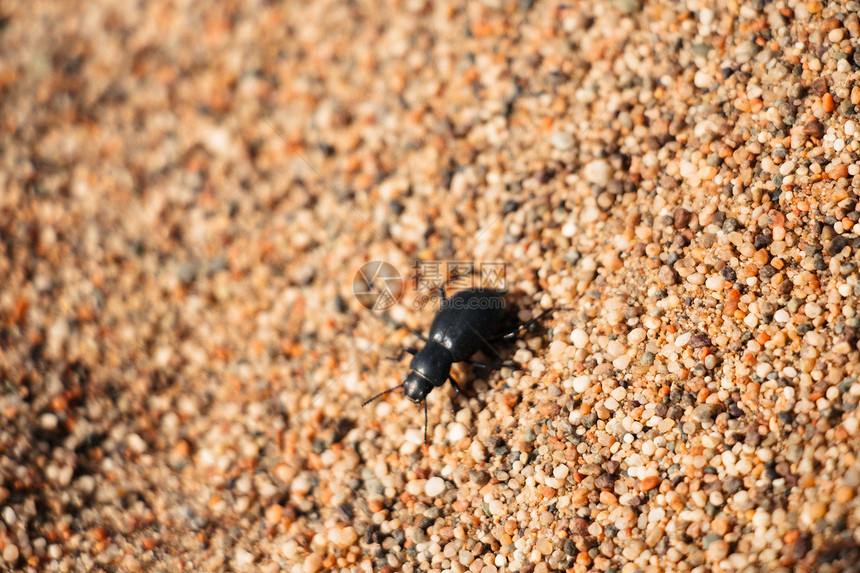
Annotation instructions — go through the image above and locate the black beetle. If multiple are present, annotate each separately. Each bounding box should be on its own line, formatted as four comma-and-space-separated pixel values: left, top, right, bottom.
363, 286, 565, 443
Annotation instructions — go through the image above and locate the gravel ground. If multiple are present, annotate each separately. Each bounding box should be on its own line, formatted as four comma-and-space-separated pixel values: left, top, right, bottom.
2, 0, 860, 571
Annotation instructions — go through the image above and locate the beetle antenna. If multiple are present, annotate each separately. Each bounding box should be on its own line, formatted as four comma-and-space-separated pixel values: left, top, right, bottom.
362, 383, 405, 407
423, 400, 429, 444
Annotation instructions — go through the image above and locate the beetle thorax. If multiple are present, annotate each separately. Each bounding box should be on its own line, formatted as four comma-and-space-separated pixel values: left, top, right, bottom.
409, 341, 453, 387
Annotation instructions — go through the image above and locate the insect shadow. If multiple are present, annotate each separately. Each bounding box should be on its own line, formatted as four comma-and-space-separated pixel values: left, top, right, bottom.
363, 285, 572, 443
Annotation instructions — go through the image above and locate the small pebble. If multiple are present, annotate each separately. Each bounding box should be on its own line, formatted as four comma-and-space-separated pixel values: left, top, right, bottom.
572, 375, 591, 394
39, 413, 59, 430
328, 526, 357, 548
550, 131, 574, 150
570, 328, 589, 348
425, 477, 446, 497
3, 545, 19, 564
303, 554, 322, 573
692, 404, 717, 423
447, 422, 468, 442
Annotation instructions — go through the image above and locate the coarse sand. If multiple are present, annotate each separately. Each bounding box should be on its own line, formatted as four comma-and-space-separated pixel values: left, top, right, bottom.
2, 0, 860, 571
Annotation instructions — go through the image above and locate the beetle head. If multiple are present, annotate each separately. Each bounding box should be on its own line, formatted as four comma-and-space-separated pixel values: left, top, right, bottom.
403, 371, 432, 403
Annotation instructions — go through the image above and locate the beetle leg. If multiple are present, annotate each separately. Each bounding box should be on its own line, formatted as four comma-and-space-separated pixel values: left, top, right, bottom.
382, 314, 431, 343
448, 374, 473, 398
385, 347, 418, 362
490, 308, 554, 341
466, 359, 520, 370
448, 375, 463, 394
489, 307, 576, 342
423, 400, 429, 444
470, 329, 507, 363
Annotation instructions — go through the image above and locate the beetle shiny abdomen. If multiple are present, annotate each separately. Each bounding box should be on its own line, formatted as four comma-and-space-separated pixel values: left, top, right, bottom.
428, 289, 506, 361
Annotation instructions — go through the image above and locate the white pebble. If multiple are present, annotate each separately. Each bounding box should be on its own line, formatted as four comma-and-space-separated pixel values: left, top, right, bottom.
425, 477, 446, 497
77, 475, 96, 494
544, 477, 562, 488
205, 126, 233, 156
752, 509, 771, 528
3, 545, 18, 564
572, 375, 590, 394
581, 205, 600, 223
562, 221, 577, 237
570, 328, 589, 348
687, 272, 705, 285
548, 340, 568, 359
584, 159, 611, 186
303, 553, 322, 573
803, 302, 821, 318
693, 70, 712, 88
680, 161, 696, 178
607, 340, 627, 357
39, 413, 58, 430
291, 474, 311, 496
514, 348, 532, 364
805, 331, 825, 347
627, 328, 646, 345
550, 131, 574, 150
127, 433, 147, 454
234, 549, 254, 567
405, 479, 425, 496
470, 441, 487, 463
446, 422, 468, 442
405, 428, 424, 445
328, 526, 358, 547
705, 275, 724, 291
